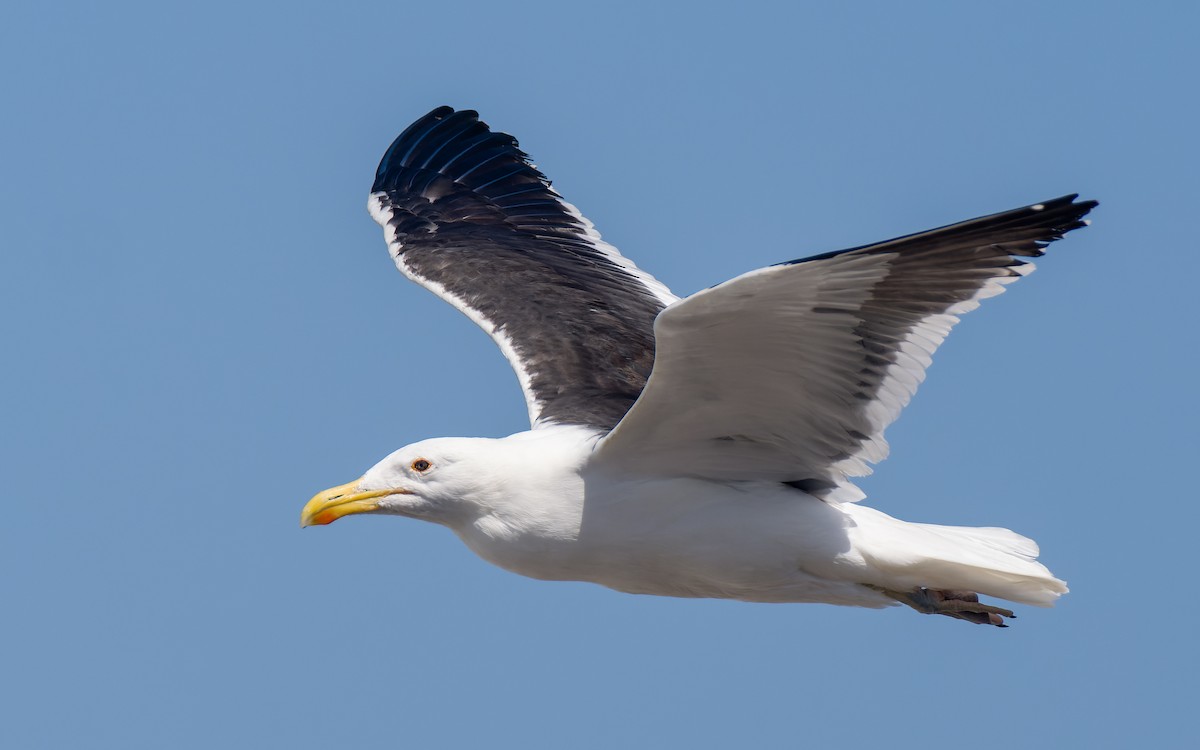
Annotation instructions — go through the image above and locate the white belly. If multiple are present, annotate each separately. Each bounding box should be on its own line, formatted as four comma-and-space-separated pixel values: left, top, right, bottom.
454, 476, 891, 608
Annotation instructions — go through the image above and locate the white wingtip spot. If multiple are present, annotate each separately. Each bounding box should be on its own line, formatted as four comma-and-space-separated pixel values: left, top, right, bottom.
1031, 204, 1045, 211
1083, 219, 1092, 226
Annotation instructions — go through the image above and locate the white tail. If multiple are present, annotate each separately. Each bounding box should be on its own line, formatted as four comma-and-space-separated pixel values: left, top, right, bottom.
847, 505, 1068, 607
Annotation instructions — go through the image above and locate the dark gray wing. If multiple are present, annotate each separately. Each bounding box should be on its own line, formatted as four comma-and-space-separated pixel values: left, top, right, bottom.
596, 195, 1096, 502
368, 107, 677, 429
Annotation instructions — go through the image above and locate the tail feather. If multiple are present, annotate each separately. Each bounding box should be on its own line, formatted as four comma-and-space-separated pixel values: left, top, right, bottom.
947, 525, 1040, 560
848, 505, 1068, 608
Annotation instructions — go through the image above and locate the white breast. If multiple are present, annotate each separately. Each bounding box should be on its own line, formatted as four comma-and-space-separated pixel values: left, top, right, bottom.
453, 462, 883, 606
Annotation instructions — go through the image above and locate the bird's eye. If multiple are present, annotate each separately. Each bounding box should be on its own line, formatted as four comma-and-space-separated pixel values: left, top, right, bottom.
411, 459, 432, 473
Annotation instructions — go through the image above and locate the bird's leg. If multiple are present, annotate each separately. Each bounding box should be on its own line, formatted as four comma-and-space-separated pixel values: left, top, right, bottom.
865, 585, 1016, 627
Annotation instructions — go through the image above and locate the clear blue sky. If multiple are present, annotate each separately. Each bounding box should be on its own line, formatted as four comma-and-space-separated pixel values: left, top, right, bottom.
3, 2, 1195, 747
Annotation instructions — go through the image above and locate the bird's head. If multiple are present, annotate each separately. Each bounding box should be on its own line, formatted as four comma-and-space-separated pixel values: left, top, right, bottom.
300, 437, 497, 528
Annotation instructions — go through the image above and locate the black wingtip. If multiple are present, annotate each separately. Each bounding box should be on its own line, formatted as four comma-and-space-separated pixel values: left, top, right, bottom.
779, 193, 1099, 267
1034, 193, 1098, 217
371, 106, 553, 204
1027, 194, 1098, 243
370, 107, 601, 240
375, 105, 471, 183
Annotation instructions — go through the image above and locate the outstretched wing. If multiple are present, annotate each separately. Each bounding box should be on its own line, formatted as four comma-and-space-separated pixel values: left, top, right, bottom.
595, 195, 1096, 502
369, 107, 677, 430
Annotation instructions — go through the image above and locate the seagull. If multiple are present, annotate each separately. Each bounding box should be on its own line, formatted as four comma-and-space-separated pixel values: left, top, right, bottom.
301, 106, 1095, 627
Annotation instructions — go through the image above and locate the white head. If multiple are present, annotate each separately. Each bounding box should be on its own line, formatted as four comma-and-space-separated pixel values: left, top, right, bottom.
300, 437, 504, 528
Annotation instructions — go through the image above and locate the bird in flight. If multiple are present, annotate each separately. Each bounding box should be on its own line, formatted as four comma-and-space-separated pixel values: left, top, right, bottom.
301, 106, 1095, 626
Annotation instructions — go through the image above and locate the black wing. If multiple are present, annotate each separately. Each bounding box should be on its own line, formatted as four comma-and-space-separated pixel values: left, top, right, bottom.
369, 107, 677, 430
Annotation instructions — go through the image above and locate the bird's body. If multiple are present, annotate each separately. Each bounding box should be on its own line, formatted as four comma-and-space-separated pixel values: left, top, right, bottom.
302, 106, 1095, 626
356, 426, 1061, 610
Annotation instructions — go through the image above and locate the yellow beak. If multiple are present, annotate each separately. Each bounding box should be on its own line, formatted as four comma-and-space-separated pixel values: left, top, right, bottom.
300, 479, 409, 527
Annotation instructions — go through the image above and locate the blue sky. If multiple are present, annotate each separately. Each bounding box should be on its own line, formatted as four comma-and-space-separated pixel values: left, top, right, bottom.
3, 2, 1196, 747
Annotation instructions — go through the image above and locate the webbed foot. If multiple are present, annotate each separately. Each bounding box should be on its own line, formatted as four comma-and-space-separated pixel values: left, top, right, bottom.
866, 585, 1016, 627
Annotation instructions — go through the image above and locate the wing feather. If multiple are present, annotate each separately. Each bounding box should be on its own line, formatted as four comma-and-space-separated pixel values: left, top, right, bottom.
369, 107, 677, 430
596, 196, 1096, 502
